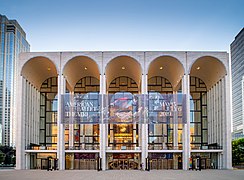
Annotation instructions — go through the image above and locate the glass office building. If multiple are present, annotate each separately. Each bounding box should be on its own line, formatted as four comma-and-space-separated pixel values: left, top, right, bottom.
16, 51, 232, 170
0, 14, 30, 146
231, 28, 244, 139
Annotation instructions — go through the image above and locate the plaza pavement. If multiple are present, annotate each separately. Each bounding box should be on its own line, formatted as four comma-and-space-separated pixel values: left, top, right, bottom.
0, 169, 244, 180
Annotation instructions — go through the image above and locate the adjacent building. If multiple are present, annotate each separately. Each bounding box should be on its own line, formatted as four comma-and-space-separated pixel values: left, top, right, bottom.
15, 51, 232, 170
0, 14, 30, 146
231, 28, 244, 139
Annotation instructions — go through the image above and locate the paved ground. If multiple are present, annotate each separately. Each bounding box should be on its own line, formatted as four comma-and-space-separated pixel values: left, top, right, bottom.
0, 170, 244, 180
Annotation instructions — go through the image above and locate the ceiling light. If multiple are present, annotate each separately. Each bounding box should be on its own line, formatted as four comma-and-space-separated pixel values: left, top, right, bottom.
122, 66, 125, 70
160, 66, 163, 70
84, 67, 88, 70
47, 67, 51, 71
197, 67, 200, 70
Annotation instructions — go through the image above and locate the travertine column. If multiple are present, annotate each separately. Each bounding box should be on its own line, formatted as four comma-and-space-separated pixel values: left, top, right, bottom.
141, 73, 147, 169
57, 74, 66, 170
16, 76, 25, 169
182, 74, 190, 170
223, 74, 232, 169
100, 73, 106, 170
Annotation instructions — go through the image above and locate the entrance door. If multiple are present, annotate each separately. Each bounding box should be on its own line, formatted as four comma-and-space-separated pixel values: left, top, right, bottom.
109, 159, 138, 170
118, 160, 123, 169
112, 159, 129, 169
129, 159, 138, 170
124, 159, 129, 169
157, 159, 162, 169
107, 153, 140, 170
89, 159, 96, 170
41, 159, 48, 169
118, 159, 129, 170
201, 159, 206, 169
151, 159, 157, 169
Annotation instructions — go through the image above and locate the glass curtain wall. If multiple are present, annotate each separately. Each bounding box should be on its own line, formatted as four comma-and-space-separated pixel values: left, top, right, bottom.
67, 76, 100, 150
108, 76, 139, 150
190, 76, 208, 149
147, 76, 183, 170
148, 76, 176, 150
39, 77, 58, 150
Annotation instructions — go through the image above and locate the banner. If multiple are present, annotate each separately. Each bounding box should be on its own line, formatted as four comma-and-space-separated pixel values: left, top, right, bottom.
61, 93, 187, 124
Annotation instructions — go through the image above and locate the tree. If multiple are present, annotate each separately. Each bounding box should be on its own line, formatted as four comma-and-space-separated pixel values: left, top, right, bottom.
0, 150, 5, 164
0, 146, 16, 165
232, 138, 244, 165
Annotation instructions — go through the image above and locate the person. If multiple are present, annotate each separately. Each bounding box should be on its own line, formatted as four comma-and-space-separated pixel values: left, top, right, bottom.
140, 163, 144, 170
51, 159, 54, 171
54, 158, 58, 170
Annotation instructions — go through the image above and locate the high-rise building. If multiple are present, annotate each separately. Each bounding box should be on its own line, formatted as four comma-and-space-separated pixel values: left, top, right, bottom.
0, 14, 30, 146
231, 28, 244, 139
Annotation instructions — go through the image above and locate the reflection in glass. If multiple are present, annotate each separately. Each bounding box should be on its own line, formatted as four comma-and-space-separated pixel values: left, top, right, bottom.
108, 77, 139, 150
148, 76, 178, 150
190, 77, 208, 149
39, 77, 58, 150
66, 76, 100, 150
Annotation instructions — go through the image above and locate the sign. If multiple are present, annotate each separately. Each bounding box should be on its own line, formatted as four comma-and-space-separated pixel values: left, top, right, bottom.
147, 93, 187, 124
103, 94, 146, 124
61, 93, 187, 124
62, 93, 100, 124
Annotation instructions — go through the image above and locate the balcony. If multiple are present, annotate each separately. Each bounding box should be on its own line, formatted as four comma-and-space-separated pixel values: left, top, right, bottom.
148, 144, 183, 150
191, 143, 223, 150
106, 144, 141, 150
26, 144, 57, 150
65, 144, 100, 150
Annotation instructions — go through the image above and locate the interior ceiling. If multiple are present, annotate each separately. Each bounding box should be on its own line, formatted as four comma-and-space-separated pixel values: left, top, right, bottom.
21, 57, 57, 90
63, 56, 100, 90
148, 56, 185, 89
105, 56, 142, 88
190, 56, 227, 90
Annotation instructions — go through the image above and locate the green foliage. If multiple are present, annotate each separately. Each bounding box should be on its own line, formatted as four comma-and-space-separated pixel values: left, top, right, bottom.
0, 146, 15, 165
0, 150, 6, 163
232, 138, 244, 165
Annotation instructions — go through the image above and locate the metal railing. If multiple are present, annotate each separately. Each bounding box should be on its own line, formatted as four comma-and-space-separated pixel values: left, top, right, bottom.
25, 145, 57, 150
148, 144, 183, 150
65, 145, 100, 150
106, 145, 141, 150
191, 145, 223, 150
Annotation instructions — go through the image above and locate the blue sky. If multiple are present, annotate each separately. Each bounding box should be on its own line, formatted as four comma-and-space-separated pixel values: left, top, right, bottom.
0, 0, 243, 52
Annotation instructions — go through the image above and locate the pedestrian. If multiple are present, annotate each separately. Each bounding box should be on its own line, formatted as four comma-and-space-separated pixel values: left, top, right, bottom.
140, 163, 144, 170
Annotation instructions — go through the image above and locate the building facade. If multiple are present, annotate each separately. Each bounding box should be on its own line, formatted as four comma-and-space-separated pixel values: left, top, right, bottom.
231, 28, 244, 139
0, 14, 30, 146
16, 51, 232, 170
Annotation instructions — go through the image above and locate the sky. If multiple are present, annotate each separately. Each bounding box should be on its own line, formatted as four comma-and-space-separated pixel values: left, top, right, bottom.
0, 0, 243, 52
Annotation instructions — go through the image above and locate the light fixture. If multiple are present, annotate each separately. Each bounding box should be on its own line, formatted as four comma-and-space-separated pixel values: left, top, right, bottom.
119, 124, 127, 132
160, 66, 163, 70
47, 67, 51, 71
84, 67, 88, 70
122, 66, 125, 70
197, 67, 200, 70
